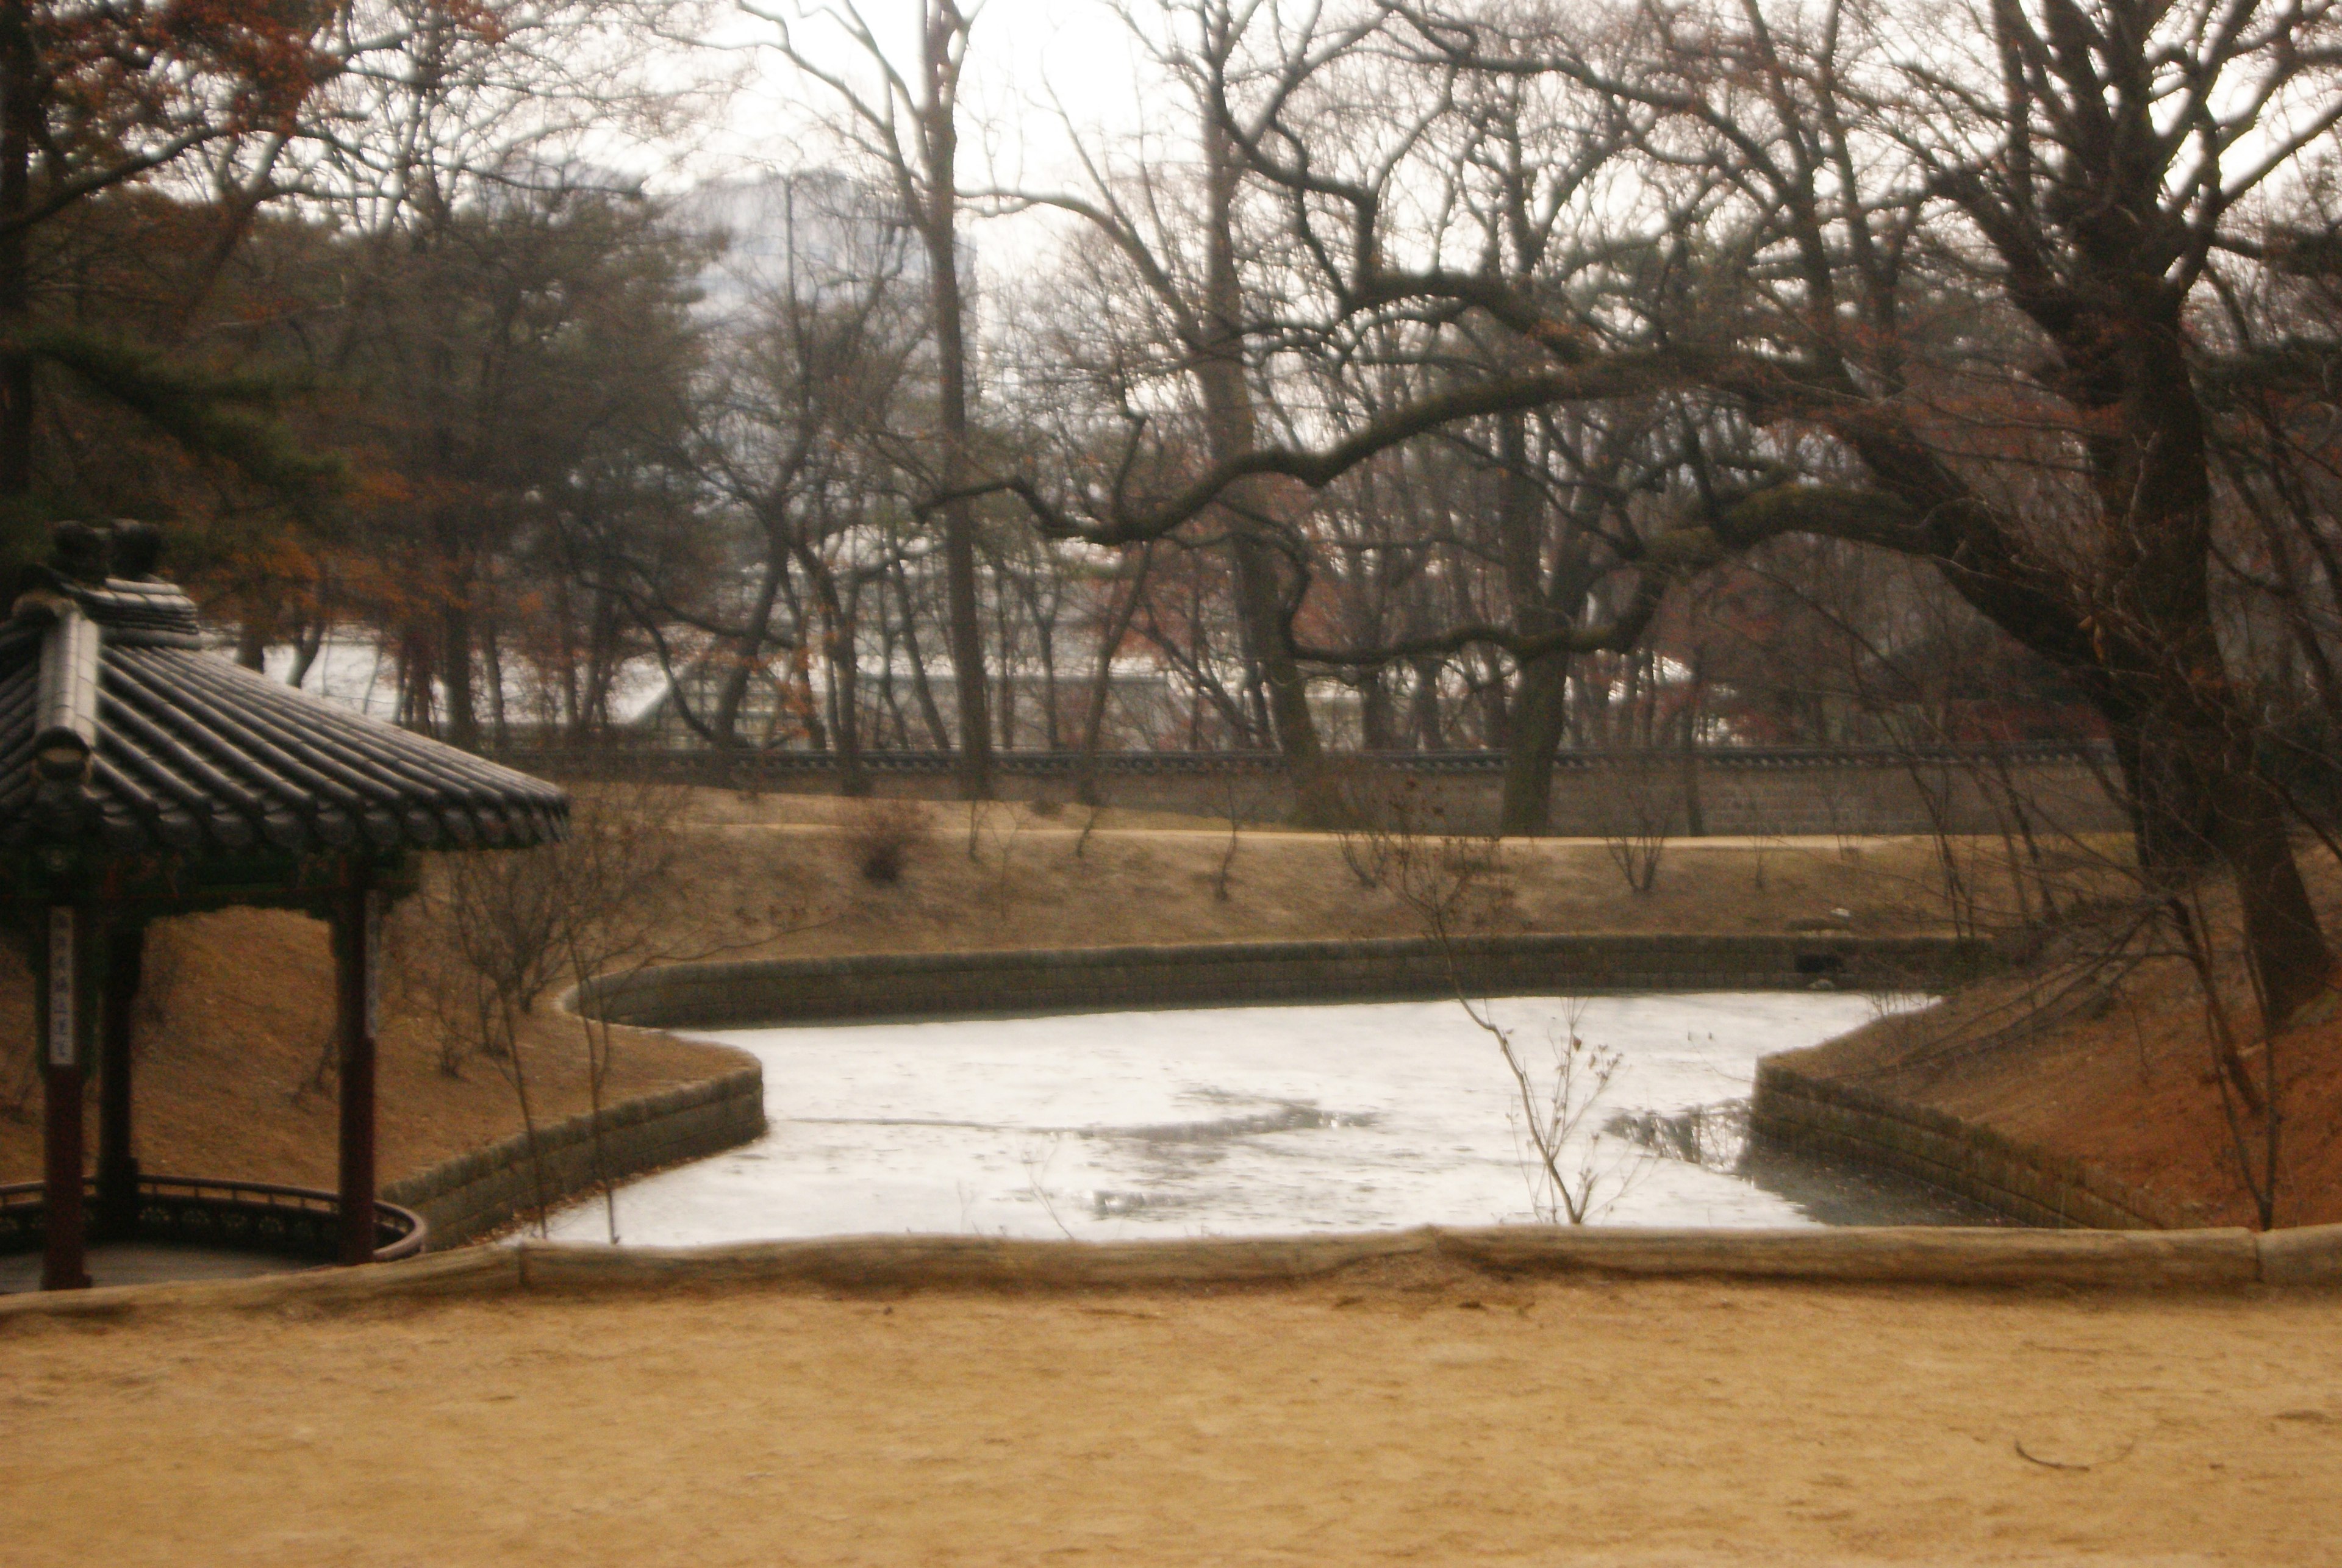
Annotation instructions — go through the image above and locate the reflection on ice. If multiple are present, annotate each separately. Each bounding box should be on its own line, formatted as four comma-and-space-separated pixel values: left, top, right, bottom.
545, 992, 1956, 1246
1607, 1101, 1753, 1169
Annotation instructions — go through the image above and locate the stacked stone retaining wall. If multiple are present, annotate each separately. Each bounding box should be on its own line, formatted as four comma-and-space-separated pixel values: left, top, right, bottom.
382, 1065, 765, 1248
371, 934, 1994, 1251
365, 936, 2145, 1254
1751, 1058, 2180, 1229
392, 931, 2149, 1245
576, 933, 1997, 1031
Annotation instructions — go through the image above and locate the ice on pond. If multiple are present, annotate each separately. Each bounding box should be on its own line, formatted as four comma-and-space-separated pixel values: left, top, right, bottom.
544, 991, 1933, 1245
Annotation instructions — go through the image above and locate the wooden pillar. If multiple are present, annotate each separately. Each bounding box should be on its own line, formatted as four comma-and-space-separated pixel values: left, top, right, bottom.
40, 906, 89, 1291
334, 875, 380, 1266
95, 923, 144, 1239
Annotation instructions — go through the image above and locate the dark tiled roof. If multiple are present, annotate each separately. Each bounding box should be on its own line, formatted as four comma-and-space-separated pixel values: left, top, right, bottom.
0, 562, 568, 857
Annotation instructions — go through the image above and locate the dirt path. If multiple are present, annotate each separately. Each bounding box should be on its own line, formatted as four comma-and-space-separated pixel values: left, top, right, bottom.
5, 1267, 2335, 1565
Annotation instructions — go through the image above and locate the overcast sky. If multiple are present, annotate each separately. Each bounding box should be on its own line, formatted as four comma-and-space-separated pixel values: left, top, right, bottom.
679, 0, 1189, 273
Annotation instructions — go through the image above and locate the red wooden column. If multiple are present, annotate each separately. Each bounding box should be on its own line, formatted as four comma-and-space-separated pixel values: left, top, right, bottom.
334, 873, 381, 1266
40, 906, 90, 1291
95, 923, 144, 1239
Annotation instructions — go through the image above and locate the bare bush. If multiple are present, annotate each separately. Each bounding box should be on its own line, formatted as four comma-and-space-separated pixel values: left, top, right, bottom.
2163, 881, 2285, 1228
842, 796, 929, 886
1597, 754, 1675, 895
1336, 772, 1504, 929
401, 778, 808, 1237
1338, 772, 1638, 1222
964, 801, 1030, 921
1470, 994, 1634, 1225
1209, 769, 1280, 903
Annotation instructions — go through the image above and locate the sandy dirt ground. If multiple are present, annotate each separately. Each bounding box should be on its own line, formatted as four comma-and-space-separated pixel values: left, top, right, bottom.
4, 1265, 2338, 1566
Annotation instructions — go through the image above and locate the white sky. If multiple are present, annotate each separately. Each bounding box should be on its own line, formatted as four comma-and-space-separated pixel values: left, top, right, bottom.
671, 0, 1192, 274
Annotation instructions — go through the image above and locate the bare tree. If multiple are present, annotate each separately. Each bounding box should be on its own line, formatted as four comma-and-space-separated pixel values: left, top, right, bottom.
754, 0, 995, 797
986, 0, 1398, 821
943, 0, 2337, 1029
403, 776, 808, 1235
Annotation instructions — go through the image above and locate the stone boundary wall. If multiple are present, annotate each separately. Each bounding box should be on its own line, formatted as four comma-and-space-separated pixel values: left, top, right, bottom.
10, 1221, 2342, 1322
576, 933, 1997, 1032
1751, 1058, 2181, 1230
381, 1065, 765, 1249
500, 744, 2128, 838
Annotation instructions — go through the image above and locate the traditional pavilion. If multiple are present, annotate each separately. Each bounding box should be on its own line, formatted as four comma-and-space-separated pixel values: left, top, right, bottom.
0, 521, 568, 1291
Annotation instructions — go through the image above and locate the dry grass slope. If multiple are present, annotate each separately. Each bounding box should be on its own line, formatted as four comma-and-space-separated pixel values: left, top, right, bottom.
2, 787, 2333, 1236
1789, 854, 2342, 1228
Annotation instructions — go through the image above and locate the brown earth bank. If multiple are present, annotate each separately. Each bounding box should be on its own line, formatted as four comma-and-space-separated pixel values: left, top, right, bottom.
657, 789, 2018, 956
0, 903, 744, 1188
1785, 854, 2342, 1230
2, 1264, 2338, 1566
0, 790, 1996, 1189
4, 784, 2334, 1236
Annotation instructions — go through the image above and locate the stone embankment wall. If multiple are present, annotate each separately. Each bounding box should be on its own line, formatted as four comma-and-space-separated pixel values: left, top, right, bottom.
576, 933, 1996, 1032
1751, 1058, 2179, 1230
376, 933, 1988, 1251
396, 930, 2149, 1244
384, 1066, 765, 1248
18, 1220, 2342, 1324
498, 745, 2128, 838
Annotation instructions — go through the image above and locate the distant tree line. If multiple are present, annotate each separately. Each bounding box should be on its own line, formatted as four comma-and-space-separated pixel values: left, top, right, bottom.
9, 0, 2342, 1014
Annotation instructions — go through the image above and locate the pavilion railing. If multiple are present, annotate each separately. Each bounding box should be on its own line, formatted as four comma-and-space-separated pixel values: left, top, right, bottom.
0, 1175, 426, 1264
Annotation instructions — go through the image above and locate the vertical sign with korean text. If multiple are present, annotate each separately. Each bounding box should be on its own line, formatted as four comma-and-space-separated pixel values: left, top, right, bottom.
363, 890, 384, 1039
46, 908, 75, 1068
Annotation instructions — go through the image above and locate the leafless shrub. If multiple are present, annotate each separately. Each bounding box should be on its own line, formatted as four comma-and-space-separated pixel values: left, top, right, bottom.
1337, 772, 1635, 1222
1817, 743, 2303, 1226
842, 795, 928, 885
1884, 742, 1996, 938
1215, 775, 1242, 901
1822, 782, 1868, 861
1, 981, 35, 1119
131, 924, 182, 1039
965, 801, 1030, 920
1335, 772, 1505, 926
295, 983, 340, 1101
1469, 994, 1635, 1225
2, 916, 194, 1120
1597, 754, 1675, 895
1, 1056, 29, 1122
1209, 768, 1278, 902
2161, 882, 2284, 1229
401, 777, 810, 1238
1019, 1133, 1077, 1239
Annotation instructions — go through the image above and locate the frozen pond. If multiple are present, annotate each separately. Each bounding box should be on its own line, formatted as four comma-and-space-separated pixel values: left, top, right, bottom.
548, 992, 1979, 1244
